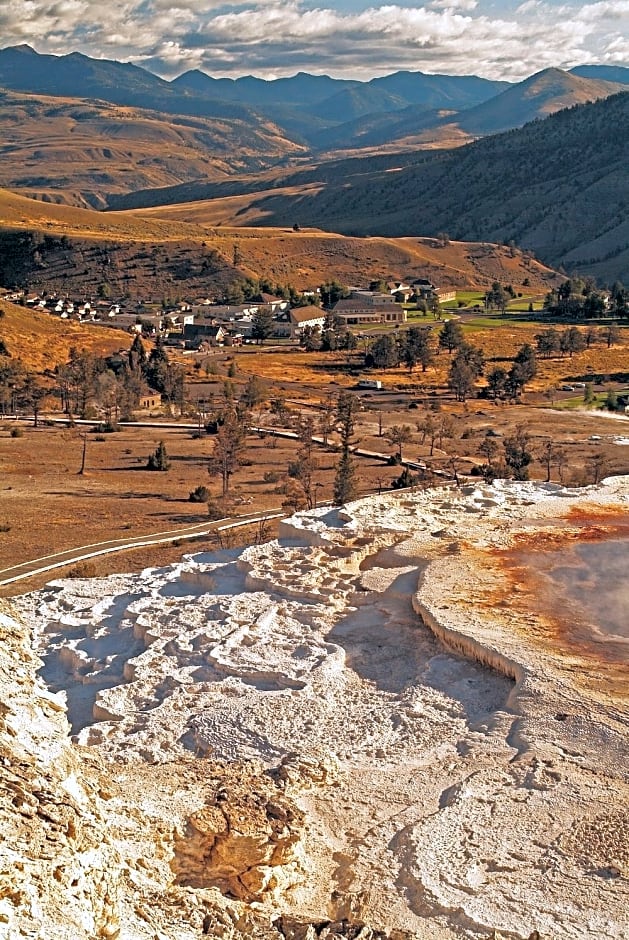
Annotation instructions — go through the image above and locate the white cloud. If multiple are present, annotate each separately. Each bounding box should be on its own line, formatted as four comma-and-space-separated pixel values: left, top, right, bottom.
431, 0, 478, 10
0, 1, 626, 80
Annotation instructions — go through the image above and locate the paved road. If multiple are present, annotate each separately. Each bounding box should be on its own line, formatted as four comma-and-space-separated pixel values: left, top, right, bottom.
0, 509, 285, 588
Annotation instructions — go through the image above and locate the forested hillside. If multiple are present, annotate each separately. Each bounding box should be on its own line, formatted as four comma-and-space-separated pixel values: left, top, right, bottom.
216, 93, 629, 282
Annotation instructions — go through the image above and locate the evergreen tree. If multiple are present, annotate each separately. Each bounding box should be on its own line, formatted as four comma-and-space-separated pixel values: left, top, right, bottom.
503, 427, 532, 480
367, 334, 399, 369
438, 319, 464, 354
333, 392, 358, 506
252, 307, 275, 344
403, 326, 434, 373
147, 441, 170, 471
508, 343, 537, 393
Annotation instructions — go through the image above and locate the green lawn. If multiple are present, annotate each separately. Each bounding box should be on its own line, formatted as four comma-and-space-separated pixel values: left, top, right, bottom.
462, 315, 541, 331
454, 291, 486, 305
551, 389, 628, 410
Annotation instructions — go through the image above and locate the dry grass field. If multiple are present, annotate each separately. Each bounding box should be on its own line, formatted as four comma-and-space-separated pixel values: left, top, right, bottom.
0, 300, 126, 372
214, 323, 629, 395
2, 334, 628, 599
0, 418, 405, 596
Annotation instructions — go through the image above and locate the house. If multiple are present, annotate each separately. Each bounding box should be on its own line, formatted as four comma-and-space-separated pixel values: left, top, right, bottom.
435, 287, 457, 304
411, 279, 456, 304
289, 308, 326, 339
387, 280, 412, 301
258, 293, 289, 313
184, 323, 226, 347
138, 391, 162, 410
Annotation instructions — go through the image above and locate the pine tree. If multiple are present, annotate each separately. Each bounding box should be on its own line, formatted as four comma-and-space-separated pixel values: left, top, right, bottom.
147, 441, 170, 471
252, 307, 274, 344
438, 319, 464, 354
333, 392, 358, 506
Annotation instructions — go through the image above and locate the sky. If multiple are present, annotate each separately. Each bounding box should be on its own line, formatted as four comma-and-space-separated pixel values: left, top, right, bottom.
0, 1, 627, 82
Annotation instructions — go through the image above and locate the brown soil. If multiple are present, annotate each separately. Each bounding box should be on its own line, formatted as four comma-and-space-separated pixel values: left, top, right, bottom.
2, 360, 627, 600
0, 419, 400, 597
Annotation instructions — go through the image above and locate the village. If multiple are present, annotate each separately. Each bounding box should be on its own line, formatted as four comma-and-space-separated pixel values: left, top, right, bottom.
3, 278, 457, 349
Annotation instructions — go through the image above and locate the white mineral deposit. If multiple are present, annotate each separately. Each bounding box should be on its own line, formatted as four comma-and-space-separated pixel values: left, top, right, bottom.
2, 478, 628, 939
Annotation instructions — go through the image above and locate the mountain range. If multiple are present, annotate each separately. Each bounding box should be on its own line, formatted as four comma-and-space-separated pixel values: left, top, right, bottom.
109, 92, 629, 283
0, 45, 628, 281
1, 45, 627, 154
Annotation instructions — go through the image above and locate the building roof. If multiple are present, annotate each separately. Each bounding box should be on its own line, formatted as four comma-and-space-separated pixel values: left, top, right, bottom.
290, 308, 326, 324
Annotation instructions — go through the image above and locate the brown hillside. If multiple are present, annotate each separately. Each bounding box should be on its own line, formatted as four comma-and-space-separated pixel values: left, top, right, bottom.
0, 300, 127, 372
0, 189, 561, 298
0, 90, 305, 208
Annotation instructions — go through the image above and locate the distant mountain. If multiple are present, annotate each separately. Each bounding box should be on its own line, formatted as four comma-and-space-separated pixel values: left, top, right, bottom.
0, 88, 306, 208
308, 86, 410, 123
369, 70, 510, 108
0, 45, 258, 121
452, 67, 628, 135
296, 67, 626, 153
570, 65, 629, 85
166, 93, 628, 282
173, 69, 358, 108
174, 64, 508, 132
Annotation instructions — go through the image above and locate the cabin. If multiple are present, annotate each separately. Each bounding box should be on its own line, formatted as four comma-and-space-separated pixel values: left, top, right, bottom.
138, 392, 162, 410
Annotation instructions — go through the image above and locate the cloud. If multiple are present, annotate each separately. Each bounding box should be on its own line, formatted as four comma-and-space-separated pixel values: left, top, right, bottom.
431, 0, 478, 10
0, 1, 627, 80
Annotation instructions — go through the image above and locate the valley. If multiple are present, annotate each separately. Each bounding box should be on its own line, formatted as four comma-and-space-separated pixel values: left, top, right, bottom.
0, 37, 628, 940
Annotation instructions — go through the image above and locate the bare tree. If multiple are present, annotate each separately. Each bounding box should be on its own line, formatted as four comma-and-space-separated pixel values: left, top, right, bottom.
386, 424, 413, 460
538, 438, 555, 483
589, 451, 608, 485
416, 414, 438, 455
208, 409, 246, 495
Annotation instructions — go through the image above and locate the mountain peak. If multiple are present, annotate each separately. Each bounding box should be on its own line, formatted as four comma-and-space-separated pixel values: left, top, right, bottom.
5, 43, 37, 55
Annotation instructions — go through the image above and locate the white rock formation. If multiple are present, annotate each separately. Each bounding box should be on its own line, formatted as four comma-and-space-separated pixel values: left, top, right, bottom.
5, 477, 629, 938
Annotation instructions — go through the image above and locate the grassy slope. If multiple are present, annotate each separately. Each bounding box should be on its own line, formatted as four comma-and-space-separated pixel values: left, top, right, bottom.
0, 188, 562, 296
0, 299, 126, 372
0, 89, 305, 208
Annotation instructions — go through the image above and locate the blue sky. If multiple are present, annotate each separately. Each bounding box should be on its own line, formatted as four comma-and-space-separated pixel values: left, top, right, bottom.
0, 2, 627, 81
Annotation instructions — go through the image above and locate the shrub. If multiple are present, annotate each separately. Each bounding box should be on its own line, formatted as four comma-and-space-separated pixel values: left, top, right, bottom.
207, 499, 224, 521
10, 427, 23, 438
391, 468, 419, 489
147, 441, 170, 471
67, 561, 97, 579
189, 485, 211, 503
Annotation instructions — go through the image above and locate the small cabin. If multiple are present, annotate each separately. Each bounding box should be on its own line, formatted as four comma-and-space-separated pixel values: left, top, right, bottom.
138, 392, 162, 410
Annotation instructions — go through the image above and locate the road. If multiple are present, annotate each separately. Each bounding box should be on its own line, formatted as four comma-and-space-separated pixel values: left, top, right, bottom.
0, 509, 285, 588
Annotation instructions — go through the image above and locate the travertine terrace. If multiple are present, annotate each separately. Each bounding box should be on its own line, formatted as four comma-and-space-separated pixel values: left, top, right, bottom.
3, 478, 628, 939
